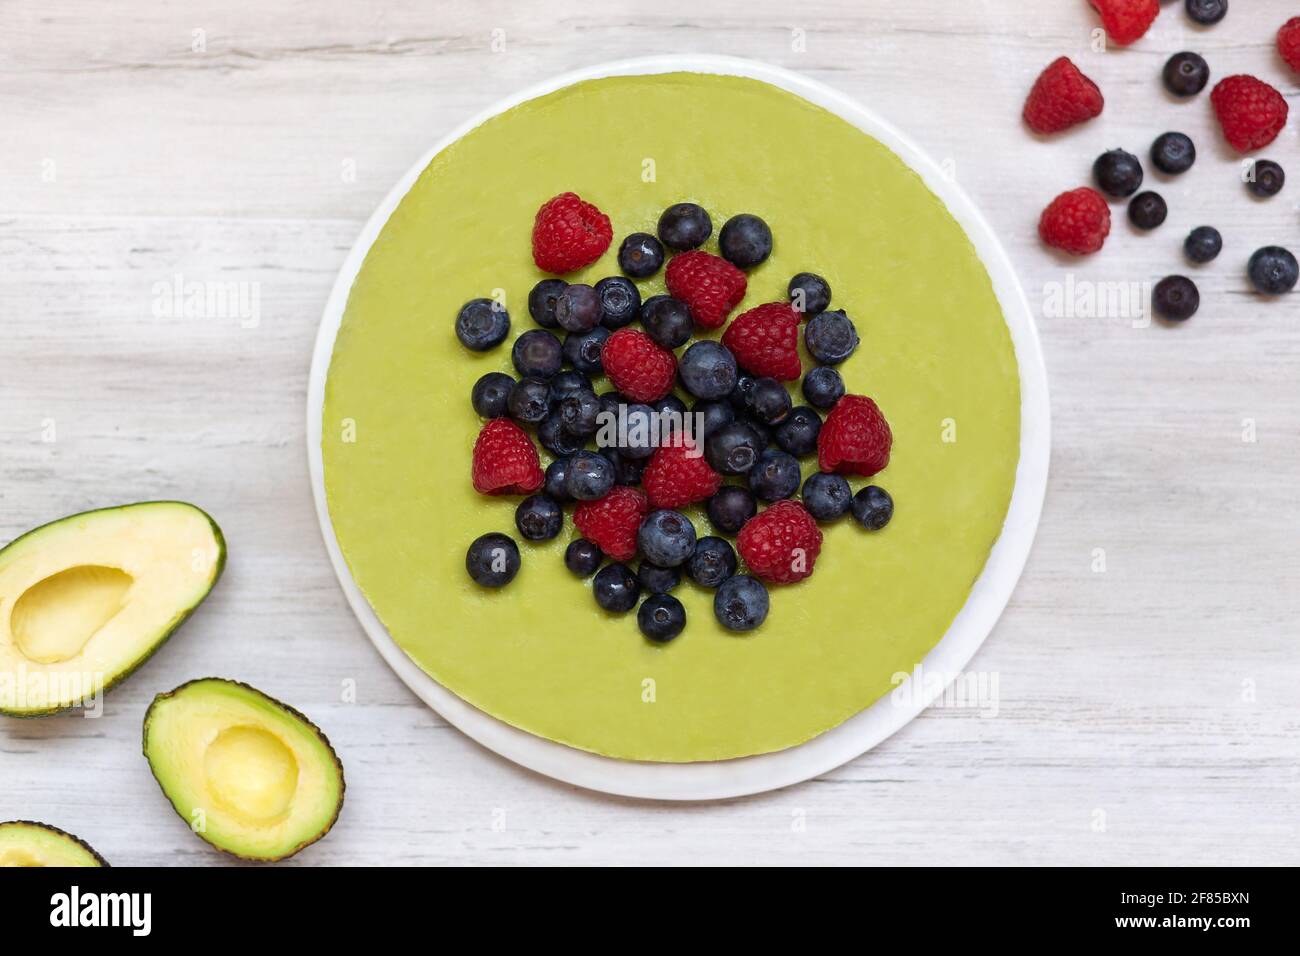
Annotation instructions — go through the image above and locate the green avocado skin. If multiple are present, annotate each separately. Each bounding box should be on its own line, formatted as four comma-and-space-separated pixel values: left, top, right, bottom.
0, 820, 110, 866
141, 678, 346, 863
0, 501, 226, 719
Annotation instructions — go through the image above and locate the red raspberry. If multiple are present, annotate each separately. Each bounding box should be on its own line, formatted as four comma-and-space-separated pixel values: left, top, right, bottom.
665, 250, 747, 329
641, 439, 722, 510
737, 501, 823, 585
1211, 75, 1289, 153
817, 394, 892, 477
471, 418, 543, 495
1038, 188, 1111, 256
1022, 57, 1104, 134
602, 328, 676, 402
573, 486, 648, 563
531, 192, 612, 275
1088, 0, 1158, 47
720, 302, 802, 381
1280, 18, 1300, 74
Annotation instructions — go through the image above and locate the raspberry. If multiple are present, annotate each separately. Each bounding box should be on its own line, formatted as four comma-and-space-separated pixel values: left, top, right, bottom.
736, 501, 823, 585
720, 302, 802, 381
1022, 57, 1104, 134
1280, 18, 1300, 74
1038, 188, 1111, 256
531, 192, 613, 275
471, 418, 543, 495
602, 328, 676, 402
641, 440, 722, 510
1211, 75, 1289, 153
664, 250, 747, 329
817, 394, 892, 477
1088, 0, 1158, 47
573, 486, 648, 563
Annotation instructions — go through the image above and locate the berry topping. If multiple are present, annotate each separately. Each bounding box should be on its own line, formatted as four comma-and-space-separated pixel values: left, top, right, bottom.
665, 250, 748, 330
471, 418, 544, 496
678, 341, 739, 400
455, 298, 510, 351
1211, 75, 1288, 153
851, 486, 895, 531
1022, 57, 1104, 134
818, 394, 892, 477
637, 562, 681, 595
713, 575, 769, 631
601, 328, 677, 403
617, 232, 665, 278
595, 276, 641, 329
1245, 160, 1285, 199
788, 272, 832, 316
531, 192, 613, 275
1280, 17, 1300, 74
704, 421, 767, 476
638, 593, 686, 643
707, 485, 758, 535
1038, 188, 1111, 256
466, 533, 520, 588
527, 279, 566, 328
1185, 0, 1226, 26
1151, 132, 1196, 175
1093, 149, 1144, 199
640, 295, 694, 348
801, 472, 852, 522
515, 494, 564, 541
564, 449, 616, 501
593, 563, 640, 613
511, 329, 563, 379
657, 202, 712, 251
1184, 226, 1223, 264
641, 440, 723, 510
1152, 276, 1200, 323
1248, 247, 1298, 296
573, 486, 648, 563
774, 406, 822, 457
564, 538, 603, 577
1163, 52, 1210, 97
748, 449, 802, 502
562, 326, 609, 375
686, 536, 737, 589
737, 500, 823, 585
721, 302, 802, 381
1089, 0, 1159, 46
1128, 192, 1168, 231
804, 310, 859, 364
638, 510, 698, 568
506, 377, 552, 426
801, 366, 845, 410
471, 371, 515, 419
554, 283, 602, 333
718, 214, 773, 269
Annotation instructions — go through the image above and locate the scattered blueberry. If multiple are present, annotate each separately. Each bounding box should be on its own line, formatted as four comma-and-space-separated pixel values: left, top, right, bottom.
593, 563, 640, 613
678, 341, 739, 400
637, 562, 681, 594
466, 532, 520, 588
538, 413, 586, 456
1151, 132, 1196, 175
598, 390, 626, 421
748, 450, 802, 502
595, 276, 641, 329
729, 375, 758, 414
637, 510, 697, 568
1093, 149, 1144, 199
693, 399, 736, 438
1128, 192, 1168, 231
750, 378, 792, 425
653, 395, 688, 441
638, 593, 686, 643
718, 213, 773, 269
713, 575, 769, 632
686, 537, 737, 589
528, 279, 566, 328
851, 486, 894, 530
1246, 160, 1285, 199
613, 403, 658, 459
557, 389, 600, 437
455, 298, 510, 351
1152, 276, 1200, 322
471, 371, 514, 418
774, 406, 822, 457
506, 377, 552, 425
804, 310, 859, 364
1184, 226, 1222, 264
515, 494, 563, 541
1185, 0, 1227, 26
549, 370, 591, 402
738, 413, 773, 448
657, 202, 712, 251
554, 283, 602, 333
788, 272, 831, 315
565, 538, 603, 577
640, 295, 694, 349
511, 329, 563, 379
562, 326, 609, 375
801, 366, 845, 410
801, 472, 852, 522
565, 450, 616, 500
1163, 52, 1210, 98
707, 485, 758, 535
618, 232, 666, 279
1247, 247, 1298, 296
705, 421, 766, 475
544, 457, 572, 502
607, 449, 647, 486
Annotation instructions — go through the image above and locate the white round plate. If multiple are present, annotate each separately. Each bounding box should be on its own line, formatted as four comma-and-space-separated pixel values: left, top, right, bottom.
307, 55, 1050, 801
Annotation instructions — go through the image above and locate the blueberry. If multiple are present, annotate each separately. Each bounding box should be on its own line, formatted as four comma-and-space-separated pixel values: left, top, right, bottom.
713, 575, 769, 631
1128, 192, 1168, 231
595, 276, 641, 329
705, 421, 766, 475
774, 406, 822, 457
556, 389, 599, 438
455, 298, 510, 351
562, 326, 609, 375
549, 369, 592, 402
802, 472, 852, 521
609, 402, 657, 459
564, 450, 615, 500
538, 413, 586, 457
851, 486, 894, 530
748, 450, 801, 502
801, 366, 845, 410
528, 279, 566, 328
1163, 52, 1210, 98
729, 374, 758, 414
1246, 160, 1285, 199
1247, 247, 1299, 296
544, 458, 572, 502
707, 485, 758, 534
637, 562, 681, 594
718, 213, 773, 269
686, 536, 737, 589
693, 399, 735, 438
678, 341, 739, 400
1152, 276, 1200, 322
1185, 0, 1226, 26
788, 272, 831, 315
598, 390, 626, 421
804, 310, 859, 364
1151, 132, 1196, 175
511, 329, 563, 378
555, 283, 602, 333
618, 232, 665, 279
565, 538, 603, 577
640, 295, 694, 349
593, 563, 640, 613
1184, 226, 1222, 264
471, 371, 515, 418
515, 494, 563, 541
507, 377, 552, 425
638, 593, 687, 643
609, 449, 647, 486
466, 532, 520, 588
738, 413, 773, 448
1093, 149, 1144, 198
657, 202, 712, 251
637, 510, 697, 567
653, 395, 688, 442
750, 378, 792, 425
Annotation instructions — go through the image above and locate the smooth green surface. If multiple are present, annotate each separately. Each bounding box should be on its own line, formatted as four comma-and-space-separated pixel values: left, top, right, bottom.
323, 73, 1020, 762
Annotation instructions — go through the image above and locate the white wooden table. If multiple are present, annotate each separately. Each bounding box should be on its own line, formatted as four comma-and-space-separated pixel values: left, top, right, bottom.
2, 0, 1297, 866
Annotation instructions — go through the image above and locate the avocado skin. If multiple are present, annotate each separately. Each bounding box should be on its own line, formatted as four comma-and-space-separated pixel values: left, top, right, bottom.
142, 678, 346, 863
1, 820, 110, 866
0, 501, 226, 718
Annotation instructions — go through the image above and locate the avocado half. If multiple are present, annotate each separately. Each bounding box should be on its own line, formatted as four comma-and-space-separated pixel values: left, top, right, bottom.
143, 678, 345, 862
0, 501, 225, 717
0, 820, 109, 867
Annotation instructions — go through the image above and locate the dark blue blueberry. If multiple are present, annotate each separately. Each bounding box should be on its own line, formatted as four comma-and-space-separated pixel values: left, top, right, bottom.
565, 538, 603, 577
679, 341, 739, 400
544, 458, 572, 502
638, 593, 686, 643
640, 295, 694, 349
507, 377, 552, 425
562, 326, 609, 375
748, 449, 801, 502
705, 421, 765, 475
593, 563, 640, 613
512, 329, 563, 379
1128, 192, 1168, 231
1184, 226, 1222, 264
565, 450, 616, 500
607, 449, 646, 486
693, 399, 735, 438
549, 369, 592, 402
528, 279, 566, 328
801, 472, 852, 522
653, 394, 689, 444
713, 575, 769, 631
455, 298, 510, 351
613, 403, 658, 459
788, 272, 831, 315
637, 510, 697, 568
1093, 149, 1144, 199
618, 232, 665, 279
686, 536, 737, 588
471, 371, 515, 418
718, 213, 773, 269
1248, 247, 1298, 295
1152, 276, 1200, 322
538, 413, 586, 457
1246, 160, 1285, 198
598, 390, 626, 421
774, 406, 822, 457
707, 485, 757, 535
804, 310, 859, 364
852, 485, 894, 530
657, 202, 712, 251
637, 562, 681, 594
555, 283, 602, 333
738, 413, 773, 448
514, 494, 563, 541
465, 532, 520, 588
1151, 132, 1195, 175
1185, 0, 1226, 26
729, 374, 758, 414
801, 366, 845, 410
557, 389, 600, 437
595, 276, 641, 329
1163, 52, 1209, 97
750, 377, 792, 425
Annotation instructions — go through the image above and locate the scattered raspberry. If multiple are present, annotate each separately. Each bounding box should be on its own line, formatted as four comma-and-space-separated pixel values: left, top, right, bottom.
641, 440, 722, 510
720, 302, 802, 381
573, 486, 648, 563
665, 250, 747, 329
818, 394, 892, 477
1022, 57, 1104, 134
1280, 18, 1300, 74
601, 328, 677, 402
1211, 75, 1290, 153
1088, 0, 1158, 47
1038, 188, 1111, 256
471, 418, 543, 495
737, 501, 823, 585
531, 192, 613, 275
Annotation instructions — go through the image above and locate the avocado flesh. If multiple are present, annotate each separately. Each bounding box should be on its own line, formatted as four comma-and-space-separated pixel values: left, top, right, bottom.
143, 678, 345, 861
0, 821, 108, 866
0, 501, 225, 716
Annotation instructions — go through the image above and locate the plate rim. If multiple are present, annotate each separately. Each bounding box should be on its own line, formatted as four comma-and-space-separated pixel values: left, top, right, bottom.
306, 54, 1050, 801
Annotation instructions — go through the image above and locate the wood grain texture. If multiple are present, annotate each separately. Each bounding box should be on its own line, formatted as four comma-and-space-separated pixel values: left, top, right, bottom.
1, 0, 1298, 866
